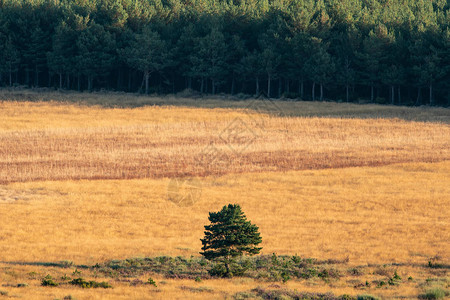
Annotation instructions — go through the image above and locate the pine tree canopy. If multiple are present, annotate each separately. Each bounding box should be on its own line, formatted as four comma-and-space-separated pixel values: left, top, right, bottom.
0, 0, 449, 105
200, 204, 262, 262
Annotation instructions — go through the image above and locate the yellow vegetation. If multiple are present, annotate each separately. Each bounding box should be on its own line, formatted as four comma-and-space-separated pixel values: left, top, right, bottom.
0, 161, 448, 265
1, 101, 449, 183
0, 95, 449, 299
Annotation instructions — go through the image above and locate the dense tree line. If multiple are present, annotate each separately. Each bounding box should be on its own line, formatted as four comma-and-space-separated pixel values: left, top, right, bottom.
0, 0, 449, 105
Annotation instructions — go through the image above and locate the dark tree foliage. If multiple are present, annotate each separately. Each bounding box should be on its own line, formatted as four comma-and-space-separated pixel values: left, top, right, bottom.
0, 0, 449, 105
201, 204, 262, 277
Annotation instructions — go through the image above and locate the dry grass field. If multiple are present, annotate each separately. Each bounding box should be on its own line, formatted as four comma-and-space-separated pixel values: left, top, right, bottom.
0, 91, 449, 299
1, 98, 449, 183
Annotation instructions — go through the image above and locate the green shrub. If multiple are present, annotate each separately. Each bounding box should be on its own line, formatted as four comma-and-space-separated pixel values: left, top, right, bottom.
291, 255, 302, 264
69, 277, 112, 288
0, 290, 8, 296
180, 285, 214, 293
61, 274, 71, 281
147, 277, 157, 287
348, 268, 364, 276
233, 291, 257, 299
318, 268, 341, 281
299, 267, 318, 279
280, 270, 290, 283
357, 295, 380, 300
208, 263, 228, 277
72, 269, 82, 276
419, 288, 447, 300
41, 275, 59, 287
376, 280, 386, 288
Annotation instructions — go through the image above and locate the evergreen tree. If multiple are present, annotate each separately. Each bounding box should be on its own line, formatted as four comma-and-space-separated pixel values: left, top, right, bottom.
304, 37, 334, 101
47, 23, 77, 89
291, 32, 310, 99
241, 50, 263, 96
122, 26, 166, 94
258, 31, 282, 98
355, 29, 385, 102
0, 0, 448, 104
0, 36, 20, 86
190, 26, 229, 94
201, 204, 262, 277
76, 23, 116, 91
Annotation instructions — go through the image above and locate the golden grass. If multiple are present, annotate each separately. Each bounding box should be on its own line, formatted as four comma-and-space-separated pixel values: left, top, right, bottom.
0, 161, 448, 266
0, 162, 449, 299
0, 94, 449, 299
1, 101, 449, 183
1, 89, 449, 123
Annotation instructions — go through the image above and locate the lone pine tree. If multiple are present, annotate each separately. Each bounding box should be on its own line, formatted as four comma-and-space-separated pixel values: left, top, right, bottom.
200, 204, 262, 277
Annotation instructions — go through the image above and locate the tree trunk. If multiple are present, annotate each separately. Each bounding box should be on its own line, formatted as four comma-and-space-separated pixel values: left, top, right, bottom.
145, 71, 149, 94
256, 76, 259, 95
26, 69, 30, 86
320, 83, 323, 101
59, 73, 62, 89
267, 73, 271, 98
225, 261, 231, 277
9, 65, 12, 86
429, 83, 433, 105
172, 73, 175, 94
231, 77, 235, 95
278, 77, 282, 98
35, 65, 39, 87
205, 78, 208, 94
299, 78, 304, 99
66, 73, 70, 89
371, 84, 374, 102
88, 75, 93, 91
285, 79, 290, 94
312, 81, 315, 101
117, 68, 122, 91
391, 85, 395, 104
77, 75, 81, 91
200, 77, 204, 93
397, 86, 401, 104
188, 77, 192, 89
415, 87, 422, 106
346, 84, 349, 102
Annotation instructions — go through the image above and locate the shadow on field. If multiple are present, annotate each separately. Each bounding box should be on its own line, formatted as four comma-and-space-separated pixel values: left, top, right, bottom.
1, 88, 449, 123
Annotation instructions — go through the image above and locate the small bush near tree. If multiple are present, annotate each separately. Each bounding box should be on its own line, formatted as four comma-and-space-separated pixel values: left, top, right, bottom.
41, 275, 58, 286
69, 277, 112, 288
357, 295, 380, 300
419, 288, 447, 300
147, 277, 157, 287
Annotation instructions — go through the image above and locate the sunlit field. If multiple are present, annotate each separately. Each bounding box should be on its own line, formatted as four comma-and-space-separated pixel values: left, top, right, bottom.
0, 91, 448, 299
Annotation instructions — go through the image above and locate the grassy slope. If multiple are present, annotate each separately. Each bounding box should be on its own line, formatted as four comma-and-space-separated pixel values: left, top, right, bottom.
1, 89, 449, 122
1, 161, 449, 265
0, 91, 449, 299
1, 101, 449, 183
